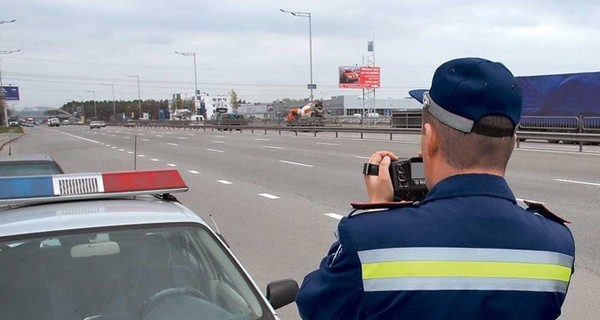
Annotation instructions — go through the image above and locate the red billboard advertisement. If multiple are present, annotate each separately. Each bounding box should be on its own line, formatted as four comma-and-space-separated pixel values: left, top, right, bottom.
359, 66, 380, 89
338, 66, 380, 89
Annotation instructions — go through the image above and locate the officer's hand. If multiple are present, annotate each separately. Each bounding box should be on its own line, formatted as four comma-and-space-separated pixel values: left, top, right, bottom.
364, 151, 398, 203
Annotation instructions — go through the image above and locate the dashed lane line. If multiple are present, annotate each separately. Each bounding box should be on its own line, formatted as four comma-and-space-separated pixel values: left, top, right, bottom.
279, 160, 313, 167
151, 158, 159, 162
211, 141, 225, 144
263, 146, 283, 149
207, 149, 225, 153
325, 213, 344, 220
167, 143, 179, 146
167, 164, 177, 167
259, 193, 280, 200
217, 180, 233, 185
317, 142, 340, 146
555, 179, 600, 187
188, 170, 200, 174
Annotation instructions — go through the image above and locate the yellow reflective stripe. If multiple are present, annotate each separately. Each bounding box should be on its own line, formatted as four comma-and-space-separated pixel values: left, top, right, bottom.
362, 261, 572, 282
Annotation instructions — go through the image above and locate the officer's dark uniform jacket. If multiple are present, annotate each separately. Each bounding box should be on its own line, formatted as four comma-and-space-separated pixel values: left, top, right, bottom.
296, 174, 575, 320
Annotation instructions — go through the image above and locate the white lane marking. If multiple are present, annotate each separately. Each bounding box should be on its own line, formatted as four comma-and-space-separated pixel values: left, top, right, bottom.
259, 193, 280, 199
156, 135, 163, 138
105, 144, 111, 147
218, 180, 233, 185
128, 151, 133, 154
57, 131, 100, 144
124, 136, 131, 139
112, 135, 116, 137
167, 163, 177, 167
112, 146, 117, 149
138, 154, 145, 157
167, 143, 179, 146
211, 141, 225, 144
207, 149, 225, 153
214, 135, 225, 138
254, 138, 270, 141
279, 160, 314, 167
188, 170, 200, 174
263, 145, 283, 149
100, 143, 105, 145
325, 213, 344, 220
516, 148, 600, 157
317, 142, 340, 146
141, 139, 150, 142
139, 133, 145, 136
151, 158, 159, 162
118, 149, 124, 151
354, 156, 370, 160
178, 137, 188, 140
555, 179, 600, 187
187, 133, 195, 136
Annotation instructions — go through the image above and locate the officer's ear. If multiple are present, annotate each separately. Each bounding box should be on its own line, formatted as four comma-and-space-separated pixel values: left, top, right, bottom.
422, 122, 439, 160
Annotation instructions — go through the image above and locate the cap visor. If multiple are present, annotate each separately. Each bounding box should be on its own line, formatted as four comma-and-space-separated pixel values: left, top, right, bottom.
409, 89, 428, 103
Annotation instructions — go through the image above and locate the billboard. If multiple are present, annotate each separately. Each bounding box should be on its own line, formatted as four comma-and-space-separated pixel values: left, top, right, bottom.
339, 66, 380, 89
1, 86, 19, 101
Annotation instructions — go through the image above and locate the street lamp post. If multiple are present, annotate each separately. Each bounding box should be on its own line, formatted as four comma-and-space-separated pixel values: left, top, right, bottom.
125, 74, 141, 119
86, 90, 97, 118
0, 50, 20, 127
175, 51, 198, 111
0, 19, 18, 127
101, 83, 116, 118
280, 9, 314, 101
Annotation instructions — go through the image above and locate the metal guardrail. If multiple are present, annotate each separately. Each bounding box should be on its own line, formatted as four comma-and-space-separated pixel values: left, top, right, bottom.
123, 122, 600, 151
518, 116, 580, 131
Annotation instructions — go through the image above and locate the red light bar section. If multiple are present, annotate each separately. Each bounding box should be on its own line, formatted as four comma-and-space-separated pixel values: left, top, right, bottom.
102, 169, 187, 193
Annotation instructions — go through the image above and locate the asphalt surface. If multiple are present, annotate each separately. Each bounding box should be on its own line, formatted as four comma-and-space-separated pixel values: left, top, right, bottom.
1, 125, 599, 319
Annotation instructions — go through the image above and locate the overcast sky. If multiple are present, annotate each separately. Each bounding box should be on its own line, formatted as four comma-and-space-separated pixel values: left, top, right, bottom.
1, 0, 599, 109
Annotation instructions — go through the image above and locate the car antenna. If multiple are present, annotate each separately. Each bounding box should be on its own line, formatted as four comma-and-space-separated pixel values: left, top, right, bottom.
209, 214, 222, 234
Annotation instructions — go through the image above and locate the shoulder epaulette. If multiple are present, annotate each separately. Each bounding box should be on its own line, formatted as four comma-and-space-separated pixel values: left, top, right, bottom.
348, 201, 415, 217
523, 199, 570, 224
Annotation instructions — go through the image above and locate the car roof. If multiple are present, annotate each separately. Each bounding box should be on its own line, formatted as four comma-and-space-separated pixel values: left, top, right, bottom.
0, 196, 209, 238
0, 169, 200, 238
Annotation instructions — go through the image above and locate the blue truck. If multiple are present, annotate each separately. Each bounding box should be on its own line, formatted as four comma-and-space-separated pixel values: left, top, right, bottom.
409, 71, 600, 142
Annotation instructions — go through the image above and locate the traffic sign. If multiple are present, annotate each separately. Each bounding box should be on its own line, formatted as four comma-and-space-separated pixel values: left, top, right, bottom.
1, 86, 19, 101
307, 84, 317, 89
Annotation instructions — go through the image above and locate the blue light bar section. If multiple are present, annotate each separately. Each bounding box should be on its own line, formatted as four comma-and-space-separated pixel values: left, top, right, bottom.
0, 176, 55, 200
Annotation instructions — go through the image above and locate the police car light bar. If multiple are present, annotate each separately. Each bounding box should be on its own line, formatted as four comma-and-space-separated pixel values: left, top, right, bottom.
0, 169, 188, 205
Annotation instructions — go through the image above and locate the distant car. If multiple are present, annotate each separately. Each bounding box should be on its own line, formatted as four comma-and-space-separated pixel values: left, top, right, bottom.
124, 119, 136, 127
90, 120, 105, 129
48, 118, 61, 127
340, 68, 359, 83
62, 119, 70, 125
0, 169, 298, 319
0, 154, 64, 177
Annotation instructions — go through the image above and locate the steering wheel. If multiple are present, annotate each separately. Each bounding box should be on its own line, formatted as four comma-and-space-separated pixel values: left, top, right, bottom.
139, 287, 208, 319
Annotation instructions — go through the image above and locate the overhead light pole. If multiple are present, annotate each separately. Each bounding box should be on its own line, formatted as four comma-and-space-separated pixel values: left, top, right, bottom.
0, 49, 20, 127
174, 51, 199, 111
0, 19, 17, 127
101, 83, 116, 118
125, 74, 141, 119
280, 9, 314, 101
86, 90, 97, 118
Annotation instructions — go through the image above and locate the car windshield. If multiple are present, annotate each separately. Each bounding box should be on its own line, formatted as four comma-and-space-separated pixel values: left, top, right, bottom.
0, 162, 63, 176
0, 224, 268, 320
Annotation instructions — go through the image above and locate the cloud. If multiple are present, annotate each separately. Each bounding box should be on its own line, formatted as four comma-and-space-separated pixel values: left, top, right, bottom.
1, 0, 600, 108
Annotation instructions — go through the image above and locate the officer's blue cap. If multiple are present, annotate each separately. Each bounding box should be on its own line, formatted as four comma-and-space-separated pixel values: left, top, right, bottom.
416, 57, 522, 137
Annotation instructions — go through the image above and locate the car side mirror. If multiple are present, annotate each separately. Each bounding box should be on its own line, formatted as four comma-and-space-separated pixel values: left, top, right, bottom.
266, 279, 299, 310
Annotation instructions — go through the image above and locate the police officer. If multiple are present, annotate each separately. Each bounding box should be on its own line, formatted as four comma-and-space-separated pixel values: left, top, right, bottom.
295, 57, 575, 320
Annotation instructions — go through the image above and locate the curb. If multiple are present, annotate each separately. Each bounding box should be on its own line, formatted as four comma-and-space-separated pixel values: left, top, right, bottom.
0, 133, 25, 154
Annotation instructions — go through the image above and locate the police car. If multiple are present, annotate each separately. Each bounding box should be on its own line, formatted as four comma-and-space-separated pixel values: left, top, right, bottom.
0, 169, 298, 320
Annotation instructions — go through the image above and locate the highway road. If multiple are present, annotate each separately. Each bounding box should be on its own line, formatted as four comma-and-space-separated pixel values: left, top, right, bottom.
3, 124, 600, 319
